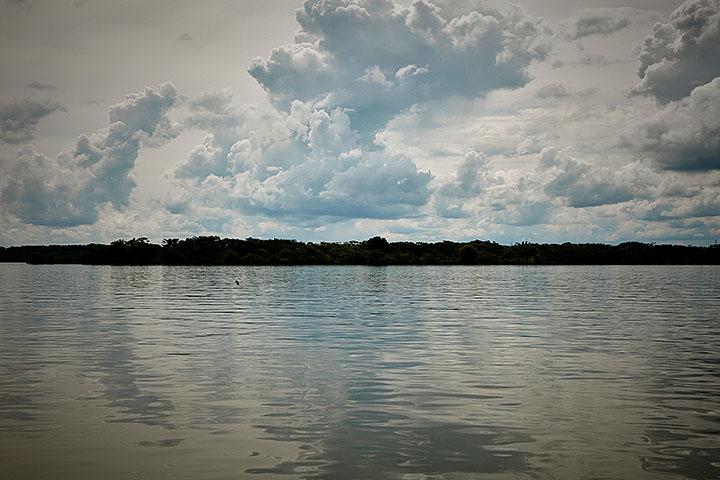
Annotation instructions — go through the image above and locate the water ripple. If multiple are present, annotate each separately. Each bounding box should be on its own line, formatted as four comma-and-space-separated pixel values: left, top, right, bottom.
0, 264, 719, 479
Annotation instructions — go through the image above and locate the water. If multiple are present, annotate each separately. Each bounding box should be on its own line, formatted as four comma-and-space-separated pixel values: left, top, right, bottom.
0, 264, 719, 480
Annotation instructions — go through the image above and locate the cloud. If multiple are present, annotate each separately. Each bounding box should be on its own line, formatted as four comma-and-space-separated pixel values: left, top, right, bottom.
540, 149, 650, 208
174, 0, 550, 226
642, 189, 720, 222
6, 0, 719, 245
434, 151, 499, 218
237, 150, 433, 219
175, 91, 432, 222
632, 0, 720, 102
567, 11, 632, 40
433, 151, 552, 226
535, 83, 569, 99
635, 76, 720, 171
0, 98, 65, 144
176, 90, 280, 180
4, 0, 29, 7
576, 53, 621, 67
26, 81, 58, 92
248, 0, 548, 136
108, 81, 179, 144
1, 83, 178, 227
432, 144, 670, 237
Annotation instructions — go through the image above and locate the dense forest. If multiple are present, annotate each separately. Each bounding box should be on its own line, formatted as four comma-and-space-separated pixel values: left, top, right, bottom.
0, 236, 718, 265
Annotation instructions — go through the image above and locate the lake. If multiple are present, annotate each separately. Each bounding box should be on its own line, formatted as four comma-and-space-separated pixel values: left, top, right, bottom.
0, 264, 718, 479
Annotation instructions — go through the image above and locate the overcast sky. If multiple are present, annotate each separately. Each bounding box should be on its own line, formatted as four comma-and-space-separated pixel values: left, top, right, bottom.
1, 0, 718, 245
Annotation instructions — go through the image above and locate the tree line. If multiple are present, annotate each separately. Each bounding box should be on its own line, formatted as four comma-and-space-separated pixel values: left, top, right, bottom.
0, 236, 718, 265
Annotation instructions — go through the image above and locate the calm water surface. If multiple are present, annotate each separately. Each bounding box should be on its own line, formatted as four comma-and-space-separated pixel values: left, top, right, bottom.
0, 264, 719, 479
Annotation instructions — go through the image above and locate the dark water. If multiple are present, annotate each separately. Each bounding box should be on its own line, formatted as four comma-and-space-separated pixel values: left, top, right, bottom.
1, 264, 719, 480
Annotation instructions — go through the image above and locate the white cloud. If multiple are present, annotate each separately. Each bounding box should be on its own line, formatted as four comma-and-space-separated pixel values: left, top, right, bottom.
175, 96, 433, 222
1, 82, 178, 226
433, 150, 552, 226
174, 0, 550, 227
248, 0, 548, 136
4, 0, 720, 245
632, 0, 720, 102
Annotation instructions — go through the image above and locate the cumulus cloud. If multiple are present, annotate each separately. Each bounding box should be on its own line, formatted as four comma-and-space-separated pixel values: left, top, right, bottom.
635, 76, 720, 171
248, 0, 548, 136
434, 151, 552, 226
434, 151, 500, 218
6, 0, 719, 244
432, 144, 671, 237
642, 187, 720, 222
175, 91, 432, 222
540, 148, 651, 208
1, 83, 178, 226
174, 0, 550, 226
0, 98, 65, 144
238, 151, 432, 219
632, 0, 720, 102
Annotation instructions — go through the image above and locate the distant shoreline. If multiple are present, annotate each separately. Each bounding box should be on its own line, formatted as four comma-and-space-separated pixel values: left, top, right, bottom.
1, 236, 718, 266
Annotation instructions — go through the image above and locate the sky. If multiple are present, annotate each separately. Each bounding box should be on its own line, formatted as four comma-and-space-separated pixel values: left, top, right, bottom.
0, 0, 718, 245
